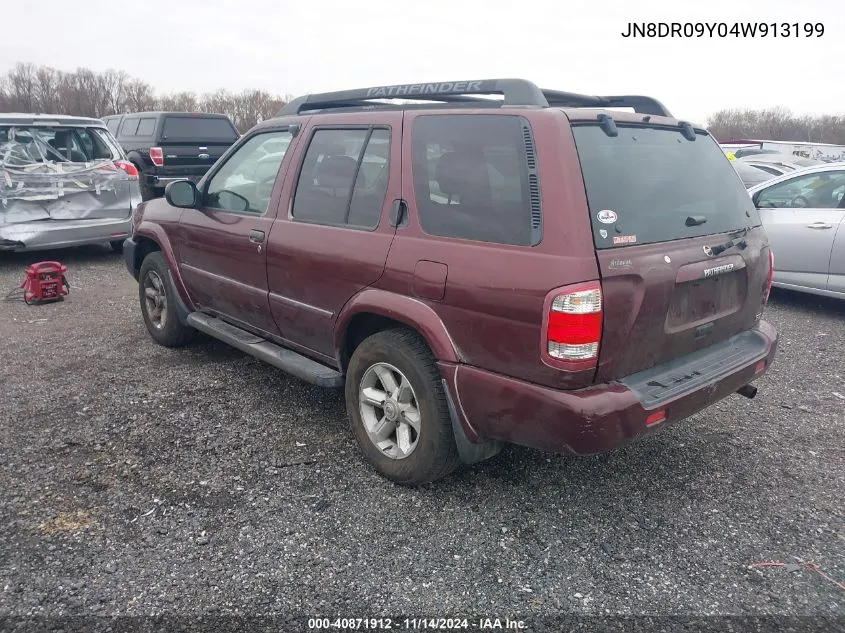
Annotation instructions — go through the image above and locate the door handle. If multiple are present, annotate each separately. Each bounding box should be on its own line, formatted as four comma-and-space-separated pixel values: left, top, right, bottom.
389, 199, 408, 228
249, 229, 265, 243
806, 222, 833, 229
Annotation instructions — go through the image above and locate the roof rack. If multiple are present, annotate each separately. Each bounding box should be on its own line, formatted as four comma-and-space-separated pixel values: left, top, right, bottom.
277, 79, 673, 117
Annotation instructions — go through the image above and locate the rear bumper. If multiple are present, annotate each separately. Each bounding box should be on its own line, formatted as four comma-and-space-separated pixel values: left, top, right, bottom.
146, 171, 204, 188
448, 320, 778, 455
0, 218, 132, 252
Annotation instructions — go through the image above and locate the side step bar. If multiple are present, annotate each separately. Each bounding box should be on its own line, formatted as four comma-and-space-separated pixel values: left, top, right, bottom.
186, 312, 344, 389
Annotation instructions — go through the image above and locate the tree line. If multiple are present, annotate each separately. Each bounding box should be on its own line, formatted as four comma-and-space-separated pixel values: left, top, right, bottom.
701, 107, 845, 145
0, 63, 291, 133
3, 62, 845, 144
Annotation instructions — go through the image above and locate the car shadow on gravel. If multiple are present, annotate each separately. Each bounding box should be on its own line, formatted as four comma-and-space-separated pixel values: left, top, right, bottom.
0, 244, 121, 272
769, 287, 845, 315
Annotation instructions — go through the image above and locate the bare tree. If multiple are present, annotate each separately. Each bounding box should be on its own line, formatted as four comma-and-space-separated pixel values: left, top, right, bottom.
123, 79, 157, 112
100, 69, 129, 116
5, 62, 38, 112
1, 62, 293, 126
157, 91, 198, 112
707, 108, 845, 145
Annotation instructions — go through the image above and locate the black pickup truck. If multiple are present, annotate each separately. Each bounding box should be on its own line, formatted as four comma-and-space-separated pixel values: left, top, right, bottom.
102, 112, 239, 200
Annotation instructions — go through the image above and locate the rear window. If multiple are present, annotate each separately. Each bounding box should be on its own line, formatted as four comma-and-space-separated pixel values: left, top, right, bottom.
572, 124, 761, 249
161, 116, 238, 141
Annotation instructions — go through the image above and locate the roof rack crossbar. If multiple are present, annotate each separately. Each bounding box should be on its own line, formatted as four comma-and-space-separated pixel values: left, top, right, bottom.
278, 79, 550, 116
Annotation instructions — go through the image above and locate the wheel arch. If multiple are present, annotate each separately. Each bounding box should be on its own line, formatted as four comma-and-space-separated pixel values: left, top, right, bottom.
335, 289, 461, 372
133, 225, 196, 316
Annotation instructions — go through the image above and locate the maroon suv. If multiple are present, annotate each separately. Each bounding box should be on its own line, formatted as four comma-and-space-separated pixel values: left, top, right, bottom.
123, 79, 778, 485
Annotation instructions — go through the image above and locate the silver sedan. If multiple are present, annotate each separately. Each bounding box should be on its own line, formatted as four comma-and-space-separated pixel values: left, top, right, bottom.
748, 162, 845, 299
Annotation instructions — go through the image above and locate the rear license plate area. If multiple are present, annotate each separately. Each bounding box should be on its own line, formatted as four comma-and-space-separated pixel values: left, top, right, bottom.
666, 274, 743, 331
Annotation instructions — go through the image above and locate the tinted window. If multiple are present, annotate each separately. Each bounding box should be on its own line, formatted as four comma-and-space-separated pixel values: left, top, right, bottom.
136, 117, 156, 136
105, 118, 120, 135
120, 118, 139, 137
749, 163, 783, 176
411, 114, 535, 246
733, 161, 773, 188
755, 171, 845, 209
348, 129, 390, 228
162, 116, 238, 141
204, 131, 293, 214
573, 125, 762, 248
292, 128, 389, 229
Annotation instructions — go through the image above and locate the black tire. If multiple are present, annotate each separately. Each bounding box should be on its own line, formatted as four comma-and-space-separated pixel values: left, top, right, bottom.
138, 251, 195, 347
110, 240, 124, 253
345, 328, 460, 485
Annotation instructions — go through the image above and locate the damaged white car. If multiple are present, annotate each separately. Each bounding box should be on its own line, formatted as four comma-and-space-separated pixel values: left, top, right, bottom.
1, 114, 141, 253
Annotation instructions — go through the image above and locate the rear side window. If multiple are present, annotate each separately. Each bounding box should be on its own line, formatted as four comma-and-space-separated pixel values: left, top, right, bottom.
572, 124, 761, 248
755, 170, 845, 209
120, 118, 139, 137
161, 116, 238, 141
292, 127, 390, 229
411, 114, 539, 246
136, 117, 156, 137
105, 118, 120, 135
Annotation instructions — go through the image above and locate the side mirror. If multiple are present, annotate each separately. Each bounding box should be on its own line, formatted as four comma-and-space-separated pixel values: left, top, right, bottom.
165, 180, 198, 208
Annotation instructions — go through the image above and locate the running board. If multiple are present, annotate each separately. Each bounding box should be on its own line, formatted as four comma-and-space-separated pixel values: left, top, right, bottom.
186, 313, 344, 388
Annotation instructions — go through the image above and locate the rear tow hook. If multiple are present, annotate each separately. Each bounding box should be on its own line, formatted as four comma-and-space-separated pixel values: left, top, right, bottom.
736, 384, 758, 399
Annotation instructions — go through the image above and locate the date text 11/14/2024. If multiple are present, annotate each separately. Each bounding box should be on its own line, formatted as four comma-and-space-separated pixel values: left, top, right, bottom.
307, 617, 527, 630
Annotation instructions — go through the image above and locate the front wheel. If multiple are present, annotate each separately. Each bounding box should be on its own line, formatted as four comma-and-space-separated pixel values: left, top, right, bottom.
138, 251, 195, 347
345, 328, 460, 485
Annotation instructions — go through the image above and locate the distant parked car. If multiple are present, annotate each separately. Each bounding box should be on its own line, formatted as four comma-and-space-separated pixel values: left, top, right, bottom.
733, 160, 776, 188
739, 155, 822, 177
103, 112, 239, 200
0, 113, 141, 253
748, 162, 845, 299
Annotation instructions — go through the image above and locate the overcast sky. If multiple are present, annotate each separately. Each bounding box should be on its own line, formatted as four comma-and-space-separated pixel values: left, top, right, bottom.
0, 0, 839, 124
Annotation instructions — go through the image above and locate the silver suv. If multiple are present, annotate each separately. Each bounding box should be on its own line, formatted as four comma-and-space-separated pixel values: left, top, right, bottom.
1, 113, 141, 252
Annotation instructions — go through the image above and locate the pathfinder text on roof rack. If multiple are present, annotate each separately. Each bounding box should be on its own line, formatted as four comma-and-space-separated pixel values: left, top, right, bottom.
365, 82, 485, 98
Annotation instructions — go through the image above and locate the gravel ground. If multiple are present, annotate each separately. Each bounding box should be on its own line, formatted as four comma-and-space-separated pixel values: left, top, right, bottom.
0, 245, 843, 631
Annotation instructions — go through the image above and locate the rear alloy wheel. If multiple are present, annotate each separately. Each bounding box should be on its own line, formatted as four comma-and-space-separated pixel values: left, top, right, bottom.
358, 362, 422, 459
346, 329, 460, 485
138, 251, 195, 347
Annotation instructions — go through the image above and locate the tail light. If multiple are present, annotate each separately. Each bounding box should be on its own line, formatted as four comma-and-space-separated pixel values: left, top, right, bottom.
114, 160, 139, 178
763, 249, 774, 306
541, 281, 603, 371
149, 147, 164, 167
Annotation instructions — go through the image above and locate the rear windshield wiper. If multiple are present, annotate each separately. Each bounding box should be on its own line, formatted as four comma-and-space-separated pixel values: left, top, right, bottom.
706, 227, 751, 257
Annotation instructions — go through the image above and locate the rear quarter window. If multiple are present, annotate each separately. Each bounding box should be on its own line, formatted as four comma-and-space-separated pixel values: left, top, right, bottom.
136, 117, 156, 137
120, 118, 139, 137
410, 114, 540, 246
161, 116, 238, 141
572, 124, 761, 248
